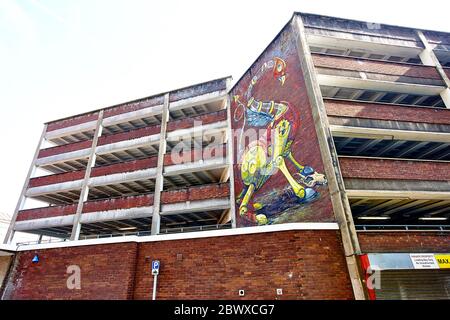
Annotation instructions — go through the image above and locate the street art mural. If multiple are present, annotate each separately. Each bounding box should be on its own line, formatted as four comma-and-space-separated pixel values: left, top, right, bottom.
231, 25, 334, 227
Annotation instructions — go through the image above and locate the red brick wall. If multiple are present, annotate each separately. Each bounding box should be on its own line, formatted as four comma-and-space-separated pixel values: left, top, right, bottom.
103, 95, 164, 118
312, 54, 441, 79
98, 125, 161, 146
17, 204, 77, 221
28, 158, 157, 188
324, 99, 450, 125
167, 110, 227, 132
38, 140, 92, 159
29, 170, 86, 188
164, 144, 227, 166
340, 157, 450, 181
4, 243, 138, 300
161, 183, 230, 204
47, 113, 99, 132
82, 194, 154, 213
18, 183, 229, 221
91, 157, 157, 177
358, 232, 450, 253
1, 230, 355, 300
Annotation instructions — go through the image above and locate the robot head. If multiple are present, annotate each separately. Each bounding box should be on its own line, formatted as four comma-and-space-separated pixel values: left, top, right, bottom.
273, 57, 287, 86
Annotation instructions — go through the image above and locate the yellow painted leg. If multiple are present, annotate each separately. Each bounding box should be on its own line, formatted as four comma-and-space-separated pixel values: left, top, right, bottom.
239, 184, 255, 216
275, 156, 306, 199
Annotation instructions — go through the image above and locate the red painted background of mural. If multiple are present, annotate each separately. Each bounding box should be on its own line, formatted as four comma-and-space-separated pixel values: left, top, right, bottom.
230, 24, 334, 227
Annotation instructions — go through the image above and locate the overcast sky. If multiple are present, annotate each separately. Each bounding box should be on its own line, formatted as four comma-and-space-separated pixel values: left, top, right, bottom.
0, 0, 449, 238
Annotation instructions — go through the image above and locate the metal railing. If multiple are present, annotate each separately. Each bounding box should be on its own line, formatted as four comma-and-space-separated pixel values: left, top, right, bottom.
356, 225, 450, 232
15, 223, 232, 247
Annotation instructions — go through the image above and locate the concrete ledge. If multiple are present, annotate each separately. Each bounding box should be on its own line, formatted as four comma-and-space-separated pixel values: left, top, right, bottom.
45, 120, 97, 140
318, 74, 444, 96
102, 104, 163, 127
347, 190, 450, 200
330, 125, 450, 143
10, 222, 340, 252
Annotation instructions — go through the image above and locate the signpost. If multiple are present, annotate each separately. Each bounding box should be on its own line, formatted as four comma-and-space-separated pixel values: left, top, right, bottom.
152, 260, 160, 300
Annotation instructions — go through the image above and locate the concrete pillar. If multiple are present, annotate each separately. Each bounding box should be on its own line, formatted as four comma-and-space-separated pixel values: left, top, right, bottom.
3, 125, 48, 244
225, 78, 237, 228
417, 30, 450, 109
70, 111, 104, 241
441, 88, 450, 108
150, 93, 170, 235
292, 14, 366, 300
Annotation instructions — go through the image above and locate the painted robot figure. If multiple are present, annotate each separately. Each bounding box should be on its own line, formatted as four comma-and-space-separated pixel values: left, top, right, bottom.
233, 56, 327, 225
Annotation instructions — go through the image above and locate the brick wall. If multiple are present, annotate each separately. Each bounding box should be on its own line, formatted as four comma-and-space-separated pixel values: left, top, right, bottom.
161, 183, 229, 204
17, 204, 77, 221
164, 144, 227, 166
46, 113, 99, 132
3, 230, 354, 300
167, 110, 227, 132
324, 99, 450, 125
134, 230, 353, 300
18, 183, 229, 221
103, 95, 164, 118
340, 157, 450, 181
98, 125, 161, 146
82, 194, 154, 213
312, 54, 441, 79
38, 140, 92, 159
358, 232, 450, 253
29, 170, 86, 188
3, 243, 138, 300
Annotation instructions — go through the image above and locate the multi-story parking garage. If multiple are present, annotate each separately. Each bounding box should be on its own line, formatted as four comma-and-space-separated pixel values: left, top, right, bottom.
0, 12, 449, 300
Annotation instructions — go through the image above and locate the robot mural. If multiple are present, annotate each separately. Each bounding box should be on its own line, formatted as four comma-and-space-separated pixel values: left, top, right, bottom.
233, 56, 328, 226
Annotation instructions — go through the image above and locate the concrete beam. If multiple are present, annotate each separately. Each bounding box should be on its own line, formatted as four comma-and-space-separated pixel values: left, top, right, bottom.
306, 34, 423, 56
169, 90, 227, 112
35, 148, 91, 167
45, 120, 97, 141
80, 207, 153, 224
166, 120, 228, 140
294, 15, 366, 300
26, 180, 83, 197
96, 134, 161, 155
347, 190, 450, 200
88, 168, 157, 187
15, 214, 74, 231
151, 93, 170, 235
70, 111, 104, 240
164, 157, 228, 176
102, 104, 163, 127
317, 74, 445, 96
160, 198, 230, 215
330, 125, 450, 143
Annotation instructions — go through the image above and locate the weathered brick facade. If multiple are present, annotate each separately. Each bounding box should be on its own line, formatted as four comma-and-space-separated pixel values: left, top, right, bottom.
324, 99, 450, 125
339, 157, 450, 181
3, 243, 138, 300
3, 230, 354, 300
312, 54, 442, 79
358, 232, 450, 253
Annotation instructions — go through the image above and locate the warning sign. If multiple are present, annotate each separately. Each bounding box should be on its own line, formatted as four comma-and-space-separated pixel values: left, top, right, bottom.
435, 254, 450, 269
410, 254, 439, 269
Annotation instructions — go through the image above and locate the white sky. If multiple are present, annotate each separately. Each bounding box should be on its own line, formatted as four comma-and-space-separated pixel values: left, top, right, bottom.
0, 0, 449, 239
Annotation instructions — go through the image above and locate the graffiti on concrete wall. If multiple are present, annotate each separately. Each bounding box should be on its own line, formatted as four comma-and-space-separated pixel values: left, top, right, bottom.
231, 24, 334, 227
